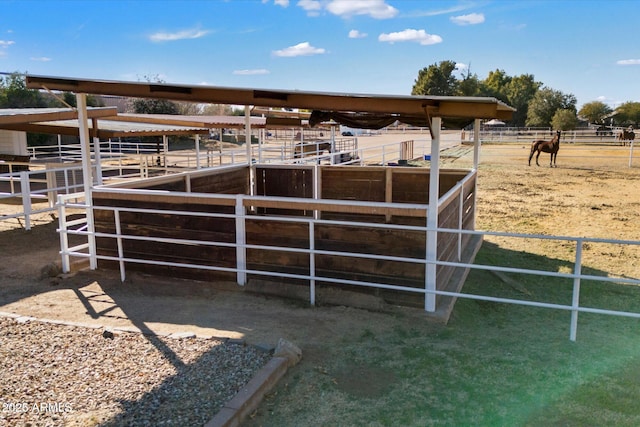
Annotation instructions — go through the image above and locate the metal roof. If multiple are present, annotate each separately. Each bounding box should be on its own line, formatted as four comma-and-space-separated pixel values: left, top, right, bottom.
0, 108, 211, 138
110, 113, 268, 129
25, 75, 516, 123
0, 117, 210, 138
0, 107, 117, 124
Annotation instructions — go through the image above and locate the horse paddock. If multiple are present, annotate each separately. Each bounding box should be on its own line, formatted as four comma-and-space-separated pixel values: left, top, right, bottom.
72, 162, 479, 321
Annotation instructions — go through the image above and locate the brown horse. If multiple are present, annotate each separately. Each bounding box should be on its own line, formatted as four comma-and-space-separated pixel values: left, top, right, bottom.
528, 130, 561, 167
617, 129, 635, 146
293, 141, 332, 158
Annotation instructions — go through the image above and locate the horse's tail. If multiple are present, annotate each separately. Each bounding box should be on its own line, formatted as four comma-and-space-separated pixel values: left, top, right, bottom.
528, 141, 538, 164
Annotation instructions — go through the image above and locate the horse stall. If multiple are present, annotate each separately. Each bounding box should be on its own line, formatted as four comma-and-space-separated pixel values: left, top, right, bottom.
87, 163, 479, 320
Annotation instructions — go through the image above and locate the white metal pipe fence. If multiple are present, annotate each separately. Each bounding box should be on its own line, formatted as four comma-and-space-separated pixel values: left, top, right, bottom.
55, 186, 640, 342
1, 165, 88, 229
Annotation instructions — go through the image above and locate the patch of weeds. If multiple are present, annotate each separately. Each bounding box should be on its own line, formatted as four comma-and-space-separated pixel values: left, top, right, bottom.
359, 327, 376, 341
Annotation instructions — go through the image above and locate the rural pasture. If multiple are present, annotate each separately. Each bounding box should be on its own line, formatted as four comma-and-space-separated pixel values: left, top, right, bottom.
244, 141, 640, 426
1, 140, 640, 426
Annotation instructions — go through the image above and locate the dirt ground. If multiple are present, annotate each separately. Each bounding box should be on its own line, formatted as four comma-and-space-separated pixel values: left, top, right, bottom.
1, 140, 639, 342
1, 141, 639, 424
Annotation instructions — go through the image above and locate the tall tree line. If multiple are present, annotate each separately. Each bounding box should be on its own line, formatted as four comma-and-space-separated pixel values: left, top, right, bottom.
411, 60, 639, 130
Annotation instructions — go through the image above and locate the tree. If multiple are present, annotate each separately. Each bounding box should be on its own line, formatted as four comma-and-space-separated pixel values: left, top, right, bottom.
131, 97, 179, 114
526, 87, 577, 128
410, 64, 543, 127
504, 74, 541, 127
457, 66, 481, 97
201, 104, 235, 116
130, 75, 180, 114
551, 109, 578, 130
411, 60, 458, 96
0, 72, 49, 108
59, 92, 104, 108
612, 102, 640, 127
578, 101, 612, 125
176, 101, 200, 115
481, 69, 511, 101
0, 72, 56, 146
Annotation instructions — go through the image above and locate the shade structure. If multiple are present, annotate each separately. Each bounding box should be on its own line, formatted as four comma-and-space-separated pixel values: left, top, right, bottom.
21, 74, 516, 314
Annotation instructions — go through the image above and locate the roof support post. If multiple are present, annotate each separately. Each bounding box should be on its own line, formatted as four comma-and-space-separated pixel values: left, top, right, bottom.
472, 118, 481, 230
195, 134, 201, 169
258, 128, 264, 164
162, 135, 168, 173
245, 105, 254, 195
330, 124, 336, 164
425, 116, 441, 312
92, 136, 103, 185
473, 118, 481, 169
76, 93, 97, 270
91, 118, 103, 185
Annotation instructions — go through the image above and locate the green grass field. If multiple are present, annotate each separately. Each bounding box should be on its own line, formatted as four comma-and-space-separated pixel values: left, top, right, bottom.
246, 147, 640, 427
247, 244, 640, 426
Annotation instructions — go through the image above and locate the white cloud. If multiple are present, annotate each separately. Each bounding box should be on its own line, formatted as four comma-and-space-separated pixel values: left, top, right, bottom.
233, 69, 270, 75
617, 59, 640, 65
274, 0, 290, 6
273, 41, 326, 57
0, 40, 14, 57
326, 0, 398, 19
349, 29, 367, 38
30, 56, 52, 62
450, 13, 485, 25
149, 28, 210, 42
298, 0, 322, 16
378, 29, 443, 45
455, 62, 468, 71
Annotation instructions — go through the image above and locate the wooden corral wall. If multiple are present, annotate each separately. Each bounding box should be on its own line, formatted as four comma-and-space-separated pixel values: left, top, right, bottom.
92, 165, 476, 309
107, 164, 250, 194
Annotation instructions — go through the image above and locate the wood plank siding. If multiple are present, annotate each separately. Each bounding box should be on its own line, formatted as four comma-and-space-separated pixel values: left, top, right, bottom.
92, 165, 476, 308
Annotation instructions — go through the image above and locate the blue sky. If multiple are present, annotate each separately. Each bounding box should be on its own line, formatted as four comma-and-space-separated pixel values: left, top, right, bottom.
1, 0, 638, 109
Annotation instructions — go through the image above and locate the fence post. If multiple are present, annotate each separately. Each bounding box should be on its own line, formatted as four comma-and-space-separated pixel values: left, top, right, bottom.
309, 220, 316, 306
235, 195, 247, 286
57, 195, 70, 273
458, 188, 464, 261
20, 171, 32, 230
114, 209, 126, 282
195, 134, 201, 169
570, 238, 583, 341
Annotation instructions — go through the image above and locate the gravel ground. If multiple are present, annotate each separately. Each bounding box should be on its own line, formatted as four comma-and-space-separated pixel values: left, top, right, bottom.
0, 316, 271, 427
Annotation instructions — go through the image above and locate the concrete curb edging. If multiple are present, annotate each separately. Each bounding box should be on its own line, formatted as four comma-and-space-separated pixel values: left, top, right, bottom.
205, 356, 289, 427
